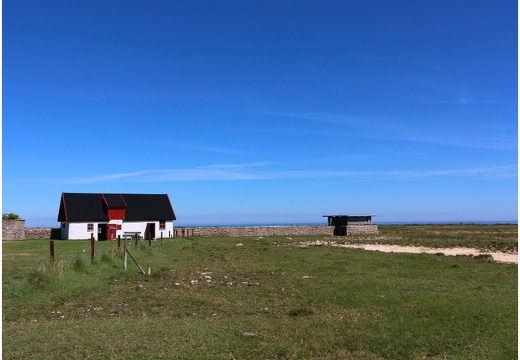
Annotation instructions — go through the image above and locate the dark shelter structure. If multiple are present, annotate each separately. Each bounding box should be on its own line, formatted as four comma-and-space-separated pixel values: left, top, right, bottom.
323, 215, 378, 235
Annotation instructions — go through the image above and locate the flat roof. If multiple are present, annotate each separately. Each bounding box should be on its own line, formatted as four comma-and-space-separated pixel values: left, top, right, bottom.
323, 215, 377, 217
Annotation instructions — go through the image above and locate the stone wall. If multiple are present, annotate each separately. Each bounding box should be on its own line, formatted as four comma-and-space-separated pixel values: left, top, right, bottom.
346, 225, 378, 235
187, 225, 379, 237
9, 224, 378, 240
189, 225, 336, 237
4, 227, 57, 240
177, 225, 377, 237
26, 228, 55, 239
2, 220, 26, 240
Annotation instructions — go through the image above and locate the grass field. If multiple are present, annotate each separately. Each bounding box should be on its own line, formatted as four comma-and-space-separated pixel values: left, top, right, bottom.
3, 225, 518, 359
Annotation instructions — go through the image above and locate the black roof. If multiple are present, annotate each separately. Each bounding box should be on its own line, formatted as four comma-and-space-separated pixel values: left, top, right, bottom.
103, 194, 127, 208
58, 193, 176, 222
323, 215, 376, 218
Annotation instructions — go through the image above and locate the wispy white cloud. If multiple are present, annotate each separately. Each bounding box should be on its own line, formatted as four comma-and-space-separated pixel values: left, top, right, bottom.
456, 97, 471, 105
265, 111, 516, 151
199, 161, 280, 169
432, 98, 497, 106
145, 140, 246, 155
62, 163, 517, 184
267, 111, 374, 127
67, 170, 153, 184
455, 96, 496, 105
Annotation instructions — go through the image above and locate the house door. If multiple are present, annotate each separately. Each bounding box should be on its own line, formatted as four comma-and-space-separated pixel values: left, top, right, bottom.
107, 226, 117, 240
98, 224, 107, 240
146, 223, 156, 240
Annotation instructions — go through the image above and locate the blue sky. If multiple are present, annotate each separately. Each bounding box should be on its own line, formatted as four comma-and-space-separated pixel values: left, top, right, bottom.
3, 1, 518, 227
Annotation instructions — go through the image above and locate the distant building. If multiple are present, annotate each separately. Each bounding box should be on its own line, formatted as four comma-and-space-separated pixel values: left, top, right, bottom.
58, 193, 176, 240
323, 215, 378, 235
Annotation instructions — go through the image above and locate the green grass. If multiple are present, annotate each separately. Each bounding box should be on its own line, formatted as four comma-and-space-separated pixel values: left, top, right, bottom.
347, 224, 518, 252
3, 225, 518, 359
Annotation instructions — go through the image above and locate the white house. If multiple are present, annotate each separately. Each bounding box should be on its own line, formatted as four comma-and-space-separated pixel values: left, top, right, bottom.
58, 193, 176, 240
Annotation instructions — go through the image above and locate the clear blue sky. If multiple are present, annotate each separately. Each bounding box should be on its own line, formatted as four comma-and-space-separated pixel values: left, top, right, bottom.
3, 1, 518, 227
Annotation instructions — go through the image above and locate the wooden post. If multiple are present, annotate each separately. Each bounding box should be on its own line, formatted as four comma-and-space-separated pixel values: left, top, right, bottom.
161, 231, 163, 245
125, 249, 146, 274
50, 240, 55, 263
123, 237, 128, 270
90, 233, 95, 263
117, 235, 121, 249
135, 233, 138, 248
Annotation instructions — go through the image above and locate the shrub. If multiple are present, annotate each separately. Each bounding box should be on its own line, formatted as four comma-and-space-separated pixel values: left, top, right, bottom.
27, 270, 51, 290
70, 256, 89, 274
42, 260, 65, 276
2, 213, 21, 220
101, 253, 113, 264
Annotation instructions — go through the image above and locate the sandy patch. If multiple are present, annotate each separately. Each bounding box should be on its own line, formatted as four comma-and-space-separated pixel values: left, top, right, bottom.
298, 241, 518, 264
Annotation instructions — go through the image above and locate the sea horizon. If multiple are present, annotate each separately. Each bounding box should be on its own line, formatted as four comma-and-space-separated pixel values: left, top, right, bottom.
172, 221, 518, 228
21, 220, 518, 229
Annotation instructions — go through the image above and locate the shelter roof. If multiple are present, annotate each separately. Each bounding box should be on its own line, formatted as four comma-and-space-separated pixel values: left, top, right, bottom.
323, 215, 377, 217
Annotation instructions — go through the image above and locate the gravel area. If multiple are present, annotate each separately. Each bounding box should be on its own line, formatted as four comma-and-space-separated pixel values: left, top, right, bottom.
298, 240, 518, 264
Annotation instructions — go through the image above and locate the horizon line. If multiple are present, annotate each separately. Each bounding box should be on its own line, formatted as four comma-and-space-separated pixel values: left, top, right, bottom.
23, 220, 519, 229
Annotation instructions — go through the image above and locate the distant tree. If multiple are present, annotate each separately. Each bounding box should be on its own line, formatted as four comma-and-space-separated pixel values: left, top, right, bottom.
2, 213, 21, 220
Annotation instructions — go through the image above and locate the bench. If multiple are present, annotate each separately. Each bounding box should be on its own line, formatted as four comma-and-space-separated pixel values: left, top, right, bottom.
122, 232, 143, 240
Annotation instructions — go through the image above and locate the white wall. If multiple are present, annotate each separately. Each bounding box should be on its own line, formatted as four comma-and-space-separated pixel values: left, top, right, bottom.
121, 221, 174, 239
63, 222, 96, 240
61, 221, 175, 240
156, 221, 174, 238
121, 222, 146, 237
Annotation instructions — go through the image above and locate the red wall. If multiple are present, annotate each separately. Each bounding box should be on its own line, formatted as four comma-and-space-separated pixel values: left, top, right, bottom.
107, 209, 125, 220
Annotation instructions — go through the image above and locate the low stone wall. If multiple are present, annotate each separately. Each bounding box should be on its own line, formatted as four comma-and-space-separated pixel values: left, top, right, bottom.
2, 220, 26, 240
25, 228, 54, 239
186, 225, 379, 237
347, 225, 378, 235
13, 224, 378, 240
189, 225, 335, 237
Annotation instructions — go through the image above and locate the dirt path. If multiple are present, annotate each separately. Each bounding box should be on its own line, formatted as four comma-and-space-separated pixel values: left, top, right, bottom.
298, 241, 518, 264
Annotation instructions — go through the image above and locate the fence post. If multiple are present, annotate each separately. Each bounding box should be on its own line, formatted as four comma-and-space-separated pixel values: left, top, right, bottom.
90, 233, 95, 263
117, 235, 121, 249
50, 240, 55, 263
135, 233, 138, 248
123, 237, 128, 270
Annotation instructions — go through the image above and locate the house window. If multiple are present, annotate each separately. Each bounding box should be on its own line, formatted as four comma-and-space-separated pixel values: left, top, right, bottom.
159, 221, 166, 230
87, 223, 94, 232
